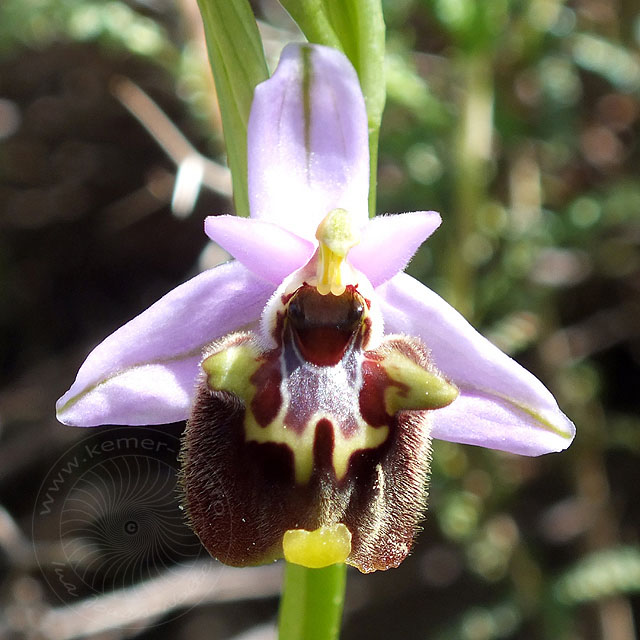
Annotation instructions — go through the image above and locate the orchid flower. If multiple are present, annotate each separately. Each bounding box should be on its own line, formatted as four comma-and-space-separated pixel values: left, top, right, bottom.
56, 44, 574, 574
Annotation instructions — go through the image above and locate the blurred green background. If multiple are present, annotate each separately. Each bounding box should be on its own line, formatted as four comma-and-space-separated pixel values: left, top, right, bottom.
0, 0, 638, 639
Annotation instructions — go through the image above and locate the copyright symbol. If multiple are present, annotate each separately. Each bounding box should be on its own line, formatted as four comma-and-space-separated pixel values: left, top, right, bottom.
124, 520, 139, 535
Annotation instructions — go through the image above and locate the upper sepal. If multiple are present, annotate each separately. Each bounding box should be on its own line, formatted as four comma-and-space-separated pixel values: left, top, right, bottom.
247, 44, 370, 241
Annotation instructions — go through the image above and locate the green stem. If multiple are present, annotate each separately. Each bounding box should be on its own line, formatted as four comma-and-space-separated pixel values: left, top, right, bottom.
446, 51, 494, 320
368, 127, 379, 216
278, 562, 347, 640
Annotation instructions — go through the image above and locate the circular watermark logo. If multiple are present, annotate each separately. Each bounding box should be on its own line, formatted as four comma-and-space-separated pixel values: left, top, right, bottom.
33, 427, 231, 625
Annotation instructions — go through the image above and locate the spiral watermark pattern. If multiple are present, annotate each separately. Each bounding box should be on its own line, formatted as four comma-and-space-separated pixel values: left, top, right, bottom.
33, 427, 231, 619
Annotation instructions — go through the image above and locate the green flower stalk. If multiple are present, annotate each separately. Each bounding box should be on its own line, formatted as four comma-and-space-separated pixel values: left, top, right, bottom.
279, 562, 346, 640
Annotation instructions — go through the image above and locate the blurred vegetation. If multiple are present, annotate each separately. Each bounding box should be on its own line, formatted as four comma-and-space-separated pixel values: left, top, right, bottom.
0, 0, 638, 639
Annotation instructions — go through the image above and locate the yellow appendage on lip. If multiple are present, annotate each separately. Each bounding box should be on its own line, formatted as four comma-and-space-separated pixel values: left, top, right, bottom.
315, 208, 360, 296
283, 523, 352, 568
382, 351, 459, 414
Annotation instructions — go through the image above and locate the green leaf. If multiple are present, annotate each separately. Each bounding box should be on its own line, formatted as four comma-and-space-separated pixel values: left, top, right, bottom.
320, 0, 386, 127
196, 0, 269, 216
554, 546, 640, 605
278, 0, 342, 50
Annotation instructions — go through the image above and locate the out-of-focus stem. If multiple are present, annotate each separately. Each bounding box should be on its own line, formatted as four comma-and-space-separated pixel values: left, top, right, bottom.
447, 52, 494, 320
539, 327, 637, 639
574, 415, 637, 640
278, 562, 347, 640
369, 127, 379, 216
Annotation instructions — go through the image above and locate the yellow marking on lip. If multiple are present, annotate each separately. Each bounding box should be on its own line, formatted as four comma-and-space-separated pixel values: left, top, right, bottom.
382, 351, 459, 415
203, 343, 389, 485
244, 410, 388, 484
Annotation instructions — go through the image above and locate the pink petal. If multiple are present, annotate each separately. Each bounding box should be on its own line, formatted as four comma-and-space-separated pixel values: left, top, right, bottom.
378, 273, 575, 455
204, 215, 315, 285
350, 211, 441, 287
56, 262, 275, 426
248, 43, 370, 241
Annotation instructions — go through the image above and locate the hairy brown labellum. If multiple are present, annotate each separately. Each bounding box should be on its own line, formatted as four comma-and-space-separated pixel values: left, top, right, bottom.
180, 285, 456, 572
